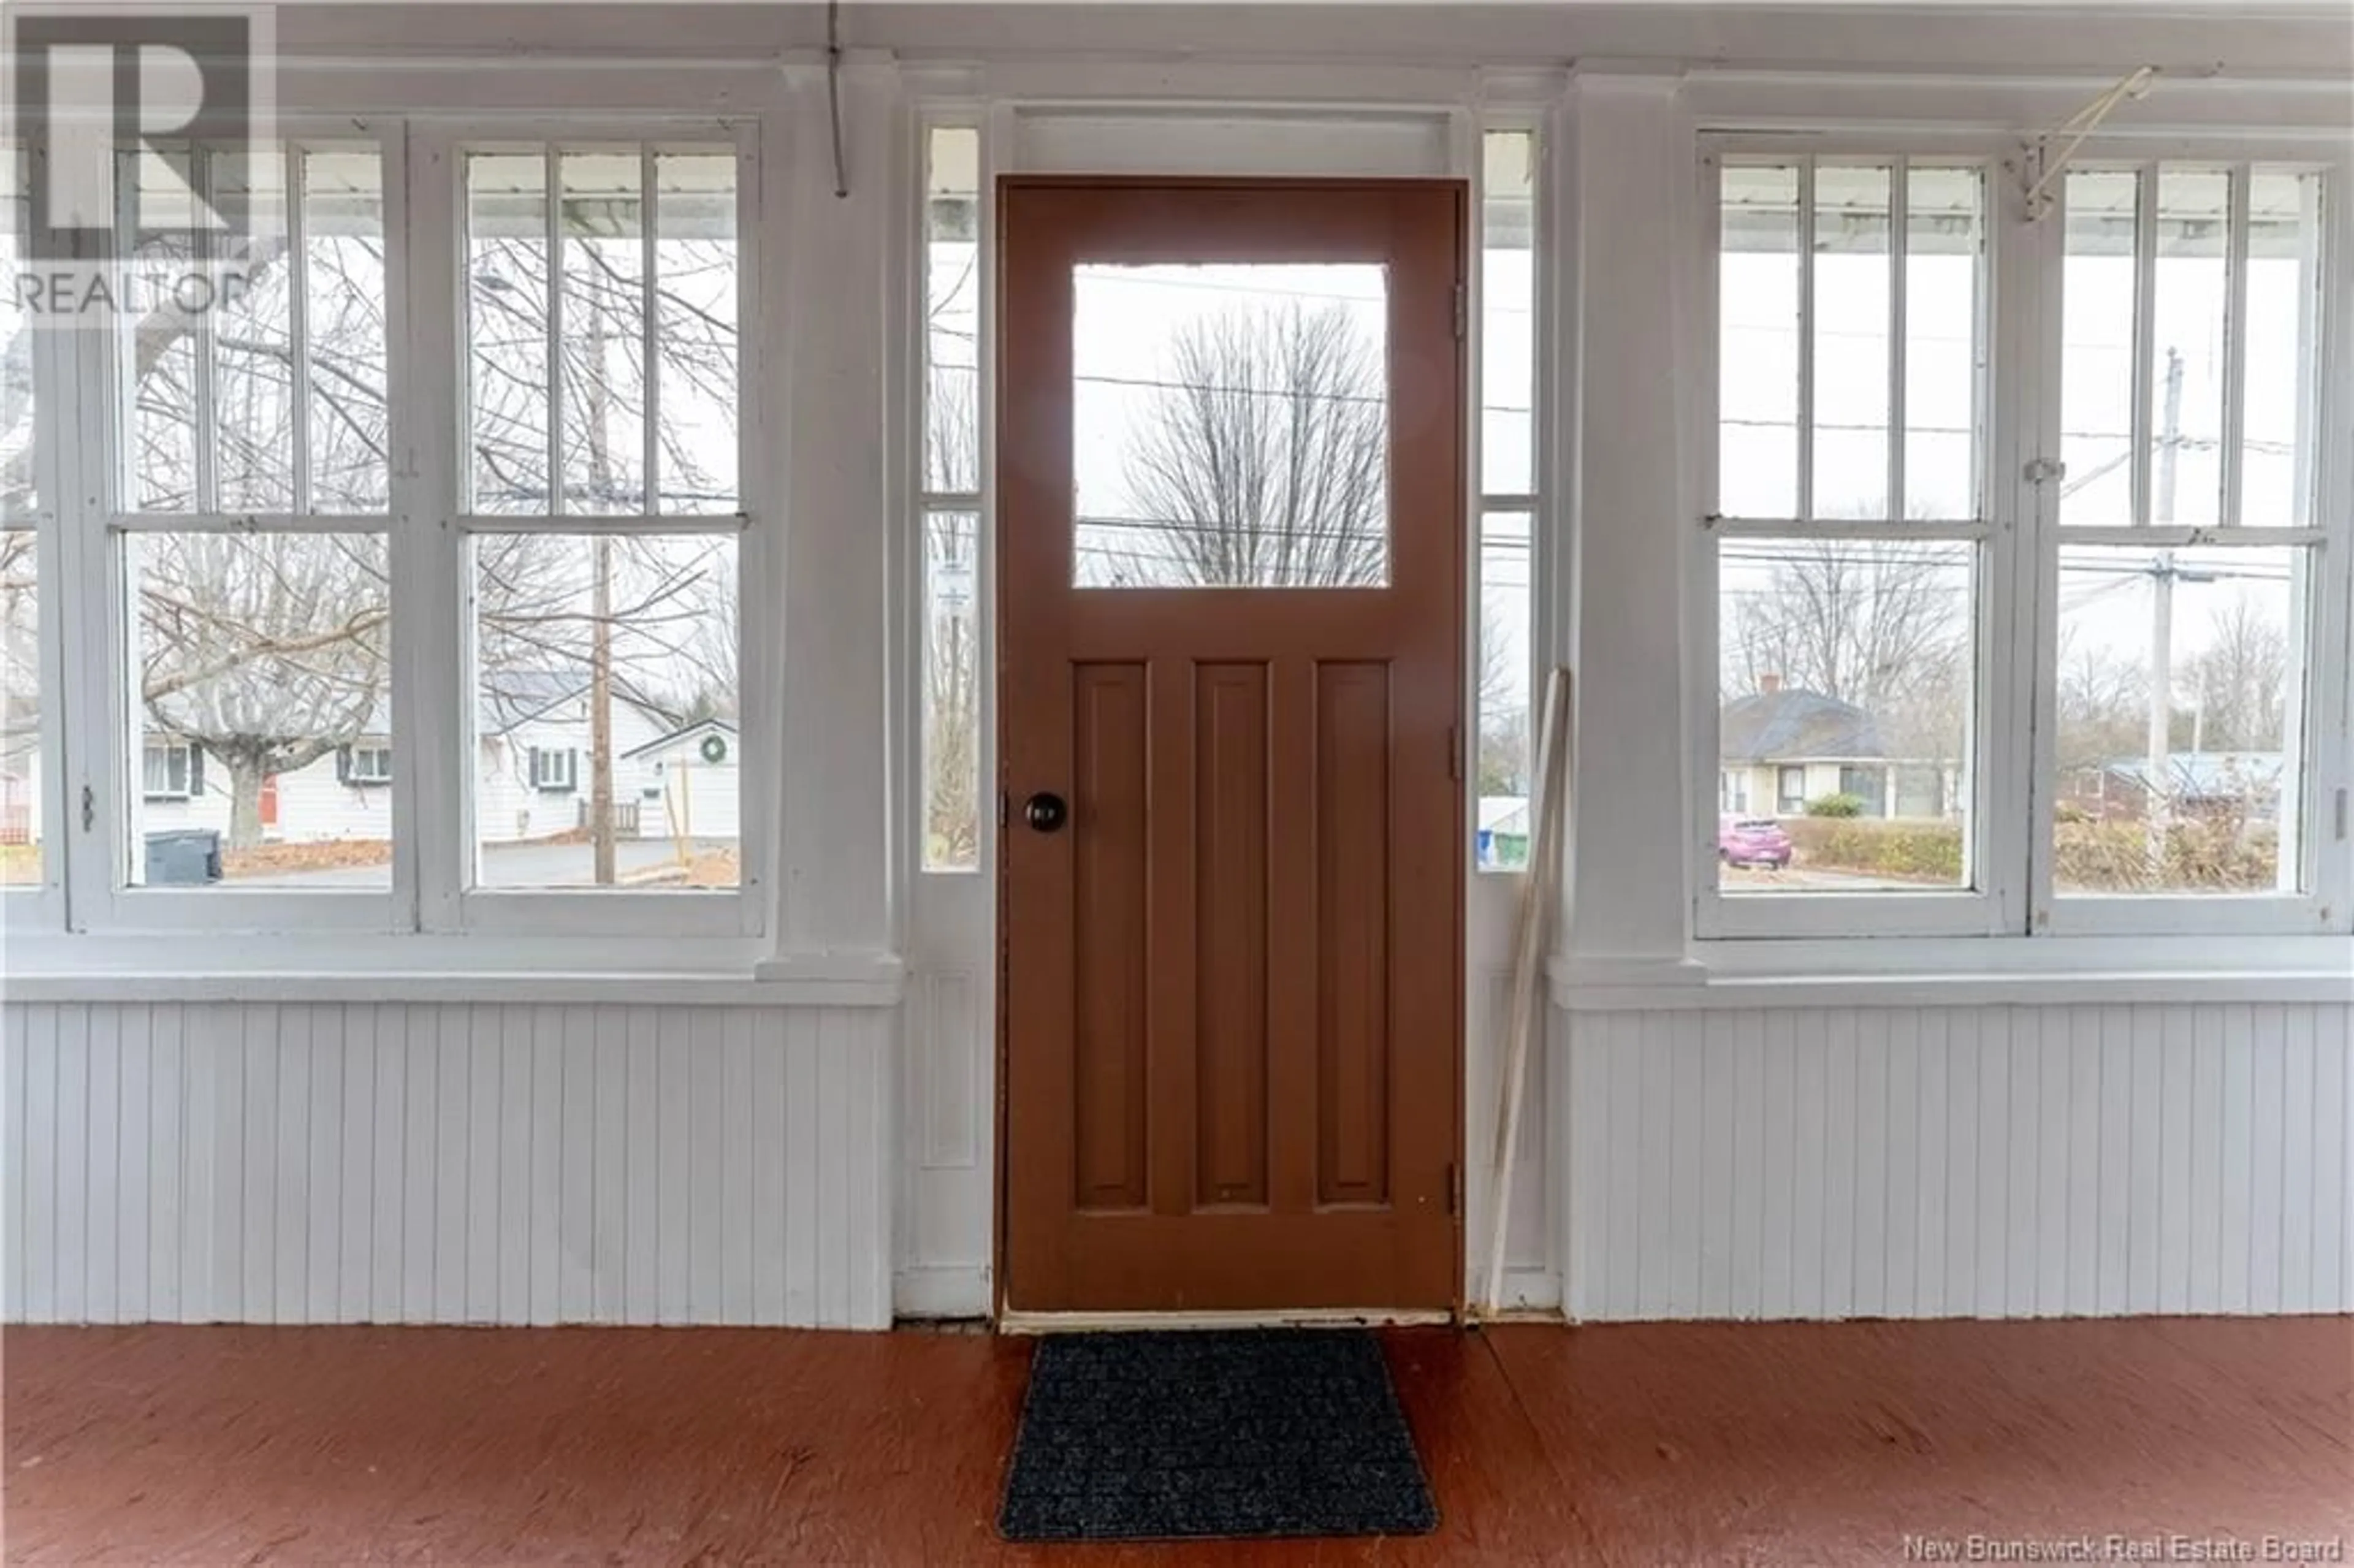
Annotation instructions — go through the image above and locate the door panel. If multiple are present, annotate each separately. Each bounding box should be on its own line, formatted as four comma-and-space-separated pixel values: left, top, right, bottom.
1000, 178, 1465, 1314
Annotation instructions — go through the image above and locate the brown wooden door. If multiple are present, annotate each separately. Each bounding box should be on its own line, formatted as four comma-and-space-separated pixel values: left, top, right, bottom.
999, 178, 1466, 1315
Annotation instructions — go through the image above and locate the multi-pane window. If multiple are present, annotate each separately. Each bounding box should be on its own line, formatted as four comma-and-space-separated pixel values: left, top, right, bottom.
1477, 129, 1537, 872
460, 143, 744, 892
118, 142, 396, 890
920, 125, 981, 870
2051, 163, 2328, 902
1708, 143, 2343, 937
1709, 158, 1988, 907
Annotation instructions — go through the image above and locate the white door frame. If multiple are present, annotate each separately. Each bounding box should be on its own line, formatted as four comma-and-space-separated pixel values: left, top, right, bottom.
888, 65, 1568, 1320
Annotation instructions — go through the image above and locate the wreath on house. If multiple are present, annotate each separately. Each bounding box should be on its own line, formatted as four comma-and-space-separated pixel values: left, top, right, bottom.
699, 733, 729, 764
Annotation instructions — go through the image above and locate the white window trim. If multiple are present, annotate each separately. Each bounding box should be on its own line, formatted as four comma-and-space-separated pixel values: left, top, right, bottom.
1472, 106, 1552, 880
56, 119, 409, 935
904, 105, 992, 888
1691, 128, 2354, 946
346, 744, 394, 786
419, 116, 768, 942
23, 108, 773, 945
140, 740, 196, 801
1693, 139, 2019, 942
2024, 137, 2354, 940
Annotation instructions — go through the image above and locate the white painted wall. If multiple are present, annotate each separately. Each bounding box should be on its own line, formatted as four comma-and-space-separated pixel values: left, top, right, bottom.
1559, 1002, 2353, 1319
2, 1000, 893, 1327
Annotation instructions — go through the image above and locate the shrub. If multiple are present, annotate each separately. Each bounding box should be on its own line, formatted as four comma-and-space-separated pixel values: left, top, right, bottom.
2052, 819, 2277, 893
1783, 818, 1963, 881
1805, 793, 1867, 818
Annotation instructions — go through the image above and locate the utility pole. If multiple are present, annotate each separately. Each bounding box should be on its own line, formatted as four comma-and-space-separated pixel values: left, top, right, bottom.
2144, 348, 2184, 881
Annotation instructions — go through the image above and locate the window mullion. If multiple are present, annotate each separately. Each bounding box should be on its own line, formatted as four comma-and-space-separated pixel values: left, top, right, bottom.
544, 143, 565, 519
1889, 156, 1908, 525
287, 142, 313, 518
641, 145, 660, 515
398, 124, 462, 932
2221, 162, 2252, 528
1796, 157, 1816, 523
2130, 162, 2157, 527
192, 151, 219, 516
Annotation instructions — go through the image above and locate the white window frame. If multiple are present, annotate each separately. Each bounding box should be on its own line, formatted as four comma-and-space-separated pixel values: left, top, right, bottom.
24, 109, 772, 945
1694, 139, 2021, 941
906, 108, 991, 885
403, 116, 764, 942
2026, 137, 2353, 939
141, 740, 196, 801
69, 119, 409, 935
1472, 113, 1549, 879
346, 743, 393, 786
1693, 129, 2354, 946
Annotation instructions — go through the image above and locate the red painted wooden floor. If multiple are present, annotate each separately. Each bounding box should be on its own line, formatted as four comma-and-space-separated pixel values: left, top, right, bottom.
5, 1319, 2348, 1564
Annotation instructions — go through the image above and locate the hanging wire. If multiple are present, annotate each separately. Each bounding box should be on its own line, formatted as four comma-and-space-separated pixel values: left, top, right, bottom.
827, 0, 849, 199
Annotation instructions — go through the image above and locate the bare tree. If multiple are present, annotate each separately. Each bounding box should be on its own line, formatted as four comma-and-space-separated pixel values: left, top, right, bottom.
137, 532, 389, 848
1721, 538, 1969, 762
1102, 301, 1387, 588
102, 151, 742, 872
1, 530, 37, 765
921, 348, 981, 865
2181, 596, 2287, 752
2054, 635, 2149, 772
1475, 608, 1527, 796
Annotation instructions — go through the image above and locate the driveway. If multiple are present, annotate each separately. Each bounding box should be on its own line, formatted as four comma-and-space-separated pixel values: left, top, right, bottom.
229, 839, 734, 889
1720, 862, 1941, 892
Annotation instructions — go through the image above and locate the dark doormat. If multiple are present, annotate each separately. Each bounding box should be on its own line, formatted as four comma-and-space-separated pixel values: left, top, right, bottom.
997, 1328, 1439, 1542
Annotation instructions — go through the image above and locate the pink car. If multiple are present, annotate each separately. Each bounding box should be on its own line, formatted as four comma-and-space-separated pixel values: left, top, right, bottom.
1718, 816, 1794, 870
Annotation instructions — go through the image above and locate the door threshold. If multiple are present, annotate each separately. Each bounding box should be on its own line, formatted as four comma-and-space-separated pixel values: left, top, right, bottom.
997, 1307, 1455, 1334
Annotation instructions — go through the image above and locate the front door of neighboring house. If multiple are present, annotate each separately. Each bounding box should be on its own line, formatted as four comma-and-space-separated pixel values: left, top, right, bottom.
997, 178, 1467, 1314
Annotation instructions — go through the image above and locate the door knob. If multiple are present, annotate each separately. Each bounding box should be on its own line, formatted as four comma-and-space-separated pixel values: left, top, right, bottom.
1024, 792, 1068, 832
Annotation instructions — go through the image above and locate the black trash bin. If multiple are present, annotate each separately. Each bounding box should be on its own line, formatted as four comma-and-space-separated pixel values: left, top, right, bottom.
144, 828, 223, 886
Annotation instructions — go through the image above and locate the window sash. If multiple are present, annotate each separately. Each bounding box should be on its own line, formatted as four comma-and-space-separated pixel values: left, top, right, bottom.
19, 114, 768, 942
1698, 134, 2350, 942
2034, 151, 2347, 934
455, 134, 753, 525
1475, 123, 1543, 876
1698, 142, 2013, 940
142, 742, 192, 799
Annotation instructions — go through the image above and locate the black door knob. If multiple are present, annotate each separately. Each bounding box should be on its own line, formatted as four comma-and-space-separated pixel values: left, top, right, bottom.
1024, 792, 1068, 832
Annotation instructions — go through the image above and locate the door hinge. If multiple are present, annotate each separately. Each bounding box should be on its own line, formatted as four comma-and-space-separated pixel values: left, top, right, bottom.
80, 783, 94, 831
1448, 725, 1463, 782
998, 790, 1008, 830
2336, 786, 2348, 843
1447, 1162, 1461, 1215
1452, 280, 1466, 341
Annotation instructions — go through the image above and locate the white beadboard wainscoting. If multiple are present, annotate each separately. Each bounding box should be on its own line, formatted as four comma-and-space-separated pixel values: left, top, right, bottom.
2, 1001, 894, 1328
1558, 1001, 2353, 1322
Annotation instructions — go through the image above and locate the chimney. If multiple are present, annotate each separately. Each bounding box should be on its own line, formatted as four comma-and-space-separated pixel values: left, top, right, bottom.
1759, 673, 1783, 695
